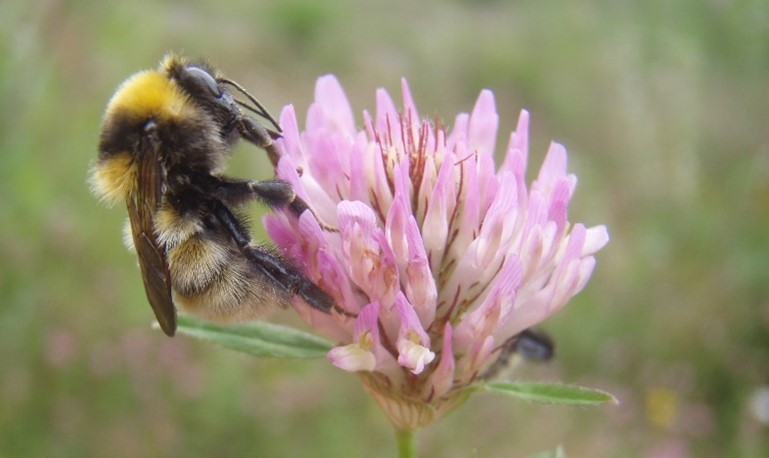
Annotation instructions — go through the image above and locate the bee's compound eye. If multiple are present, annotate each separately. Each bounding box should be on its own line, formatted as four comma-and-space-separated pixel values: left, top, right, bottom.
185, 66, 222, 98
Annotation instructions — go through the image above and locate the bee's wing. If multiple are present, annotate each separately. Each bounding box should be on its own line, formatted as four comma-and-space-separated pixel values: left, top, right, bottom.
126, 141, 176, 336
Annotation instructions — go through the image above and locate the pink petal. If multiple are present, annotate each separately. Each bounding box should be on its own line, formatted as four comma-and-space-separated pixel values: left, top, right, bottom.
395, 292, 430, 343
371, 144, 394, 219
327, 301, 381, 372
475, 172, 517, 267
386, 194, 410, 265
317, 248, 359, 312
415, 154, 437, 222
496, 226, 592, 339
448, 151, 481, 258
275, 154, 308, 201
573, 256, 597, 295
338, 200, 378, 232
547, 177, 572, 233
447, 113, 469, 150
385, 163, 412, 265
313, 75, 355, 136
477, 152, 500, 220
392, 157, 412, 214
495, 291, 552, 341
400, 78, 419, 128
327, 344, 376, 372
422, 153, 455, 268
424, 323, 455, 399
395, 293, 435, 374
295, 210, 359, 316
500, 109, 530, 175
354, 301, 381, 342
263, 214, 298, 254
277, 104, 303, 163
374, 88, 399, 138
533, 142, 568, 195
348, 132, 370, 204
457, 335, 495, 381
404, 216, 437, 324
468, 90, 499, 157
397, 340, 435, 375
455, 258, 522, 349
561, 223, 587, 262
338, 201, 399, 307
306, 131, 350, 201
583, 225, 610, 256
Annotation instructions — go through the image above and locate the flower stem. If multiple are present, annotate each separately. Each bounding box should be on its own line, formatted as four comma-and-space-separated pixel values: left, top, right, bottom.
395, 428, 418, 458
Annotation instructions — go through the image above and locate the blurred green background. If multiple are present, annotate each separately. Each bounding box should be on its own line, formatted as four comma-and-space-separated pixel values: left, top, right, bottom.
2, 0, 768, 456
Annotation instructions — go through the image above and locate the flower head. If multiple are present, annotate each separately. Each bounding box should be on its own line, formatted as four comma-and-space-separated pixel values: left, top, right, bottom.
265, 76, 609, 429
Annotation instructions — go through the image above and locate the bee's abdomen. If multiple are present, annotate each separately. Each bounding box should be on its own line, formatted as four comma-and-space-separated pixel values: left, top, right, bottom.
168, 234, 289, 322
166, 235, 229, 294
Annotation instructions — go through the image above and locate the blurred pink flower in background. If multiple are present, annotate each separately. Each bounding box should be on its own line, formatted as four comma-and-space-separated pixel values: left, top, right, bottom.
265, 76, 609, 429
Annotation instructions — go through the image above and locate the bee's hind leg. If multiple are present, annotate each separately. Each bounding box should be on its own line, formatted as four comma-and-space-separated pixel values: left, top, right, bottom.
209, 199, 335, 314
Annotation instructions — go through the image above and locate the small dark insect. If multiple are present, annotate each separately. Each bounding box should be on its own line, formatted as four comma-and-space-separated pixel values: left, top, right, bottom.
481, 328, 555, 380
90, 53, 334, 336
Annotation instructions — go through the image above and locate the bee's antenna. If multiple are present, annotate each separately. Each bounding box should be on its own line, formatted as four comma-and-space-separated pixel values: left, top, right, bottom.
218, 78, 282, 133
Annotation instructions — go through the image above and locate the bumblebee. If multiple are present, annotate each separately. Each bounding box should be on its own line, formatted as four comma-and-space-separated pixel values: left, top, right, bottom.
90, 53, 334, 336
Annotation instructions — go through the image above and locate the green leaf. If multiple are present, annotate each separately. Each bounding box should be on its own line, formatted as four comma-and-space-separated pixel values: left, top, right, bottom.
172, 315, 334, 359
479, 381, 618, 406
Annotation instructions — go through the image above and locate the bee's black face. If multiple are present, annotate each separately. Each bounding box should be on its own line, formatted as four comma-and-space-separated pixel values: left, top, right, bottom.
182, 66, 222, 98
174, 65, 243, 139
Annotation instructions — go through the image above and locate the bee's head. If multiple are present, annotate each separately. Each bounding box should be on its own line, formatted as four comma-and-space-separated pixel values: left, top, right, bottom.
161, 54, 248, 141
163, 53, 282, 143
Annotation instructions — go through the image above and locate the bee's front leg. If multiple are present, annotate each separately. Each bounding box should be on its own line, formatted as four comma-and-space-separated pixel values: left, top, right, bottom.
207, 176, 338, 231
